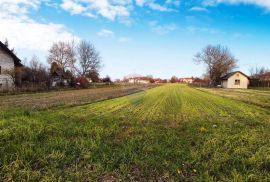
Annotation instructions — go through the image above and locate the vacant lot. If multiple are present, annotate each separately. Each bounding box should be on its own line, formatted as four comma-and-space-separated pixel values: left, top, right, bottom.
197, 87, 270, 108
0, 85, 269, 181
0, 85, 151, 110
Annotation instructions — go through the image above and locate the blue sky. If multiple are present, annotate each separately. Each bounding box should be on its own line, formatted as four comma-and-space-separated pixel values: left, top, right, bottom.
0, 0, 270, 79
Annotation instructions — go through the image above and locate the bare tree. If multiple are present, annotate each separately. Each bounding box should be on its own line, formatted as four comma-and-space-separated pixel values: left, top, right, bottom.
194, 45, 238, 86
170, 76, 178, 83
4, 38, 9, 47
29, 55, 48, 83
47, 41, 76, 72
249, 66, 269, 78
4, 38, 15, 53
86, 69, 100, 82
76, 40, 101, 77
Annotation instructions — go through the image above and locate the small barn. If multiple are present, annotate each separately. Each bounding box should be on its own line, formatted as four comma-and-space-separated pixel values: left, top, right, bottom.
221, 71, 249, 89
0, 41, 23, 90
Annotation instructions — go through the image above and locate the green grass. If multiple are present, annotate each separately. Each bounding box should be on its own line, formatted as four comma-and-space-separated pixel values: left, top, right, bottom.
0, 84, 269, 181
197, 87, 270, 108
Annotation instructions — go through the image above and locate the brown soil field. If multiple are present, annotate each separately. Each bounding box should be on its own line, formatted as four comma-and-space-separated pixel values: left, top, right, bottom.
0, 85, 152, 110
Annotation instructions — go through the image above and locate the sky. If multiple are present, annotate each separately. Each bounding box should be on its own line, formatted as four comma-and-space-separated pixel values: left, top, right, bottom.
0, 0, 270, 79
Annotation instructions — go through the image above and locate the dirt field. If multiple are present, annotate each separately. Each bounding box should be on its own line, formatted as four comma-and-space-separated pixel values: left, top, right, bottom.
0, 85, 152, 110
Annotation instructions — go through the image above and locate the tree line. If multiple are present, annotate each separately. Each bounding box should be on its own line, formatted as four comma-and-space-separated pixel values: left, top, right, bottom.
4, 39, 111, 90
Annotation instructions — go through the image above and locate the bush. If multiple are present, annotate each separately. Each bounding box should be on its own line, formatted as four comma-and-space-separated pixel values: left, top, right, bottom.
76, 77, 89, 88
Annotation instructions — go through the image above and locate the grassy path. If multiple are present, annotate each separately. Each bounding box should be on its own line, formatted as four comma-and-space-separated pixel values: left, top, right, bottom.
0, 84, 269, 181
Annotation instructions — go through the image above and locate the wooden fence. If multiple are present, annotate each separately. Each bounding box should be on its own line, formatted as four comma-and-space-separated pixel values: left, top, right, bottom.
249, 80, 270, 88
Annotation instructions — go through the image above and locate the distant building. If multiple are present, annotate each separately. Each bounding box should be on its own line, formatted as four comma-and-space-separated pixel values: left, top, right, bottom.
221, 71, 249, 89
179, 77, 194, 84
259, 72, 270, 81
0, 41, 23, 90
50, 65, 71, 87
128, 77, 151, 84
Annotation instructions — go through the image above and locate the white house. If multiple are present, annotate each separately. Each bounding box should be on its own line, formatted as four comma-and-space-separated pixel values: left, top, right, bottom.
0, 41, 23, 90
179, 77, 194, 84
128, 77, 151, 84
221, 71, 249, 89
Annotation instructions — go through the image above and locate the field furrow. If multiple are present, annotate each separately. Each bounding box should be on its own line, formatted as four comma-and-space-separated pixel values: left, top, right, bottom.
0, 84, 269, 181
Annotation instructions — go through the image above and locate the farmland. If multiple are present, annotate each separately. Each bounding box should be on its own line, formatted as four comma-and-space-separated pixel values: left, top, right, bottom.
0, 84, 269, 181
197, 87, 270, 108
0, 85, 151, 110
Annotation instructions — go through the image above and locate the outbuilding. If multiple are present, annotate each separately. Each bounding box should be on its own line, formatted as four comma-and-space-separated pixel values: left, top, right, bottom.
221, 71, 249, 89
0, 41, 23, 90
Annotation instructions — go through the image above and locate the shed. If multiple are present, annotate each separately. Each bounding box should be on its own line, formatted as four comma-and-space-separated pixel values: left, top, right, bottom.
221, 71, 249, 89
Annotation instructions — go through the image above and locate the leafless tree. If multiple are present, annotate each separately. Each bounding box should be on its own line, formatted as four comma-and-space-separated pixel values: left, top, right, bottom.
76, 40, 101, 77
249, 66, 269, 78
170, 76, 178, 83
194, 45, 238, 86
4, 38, 15, 53
47, 41, 76, 72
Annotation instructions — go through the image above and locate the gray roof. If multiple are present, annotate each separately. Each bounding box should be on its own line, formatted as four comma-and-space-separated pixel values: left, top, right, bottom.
221, 71, 249, 80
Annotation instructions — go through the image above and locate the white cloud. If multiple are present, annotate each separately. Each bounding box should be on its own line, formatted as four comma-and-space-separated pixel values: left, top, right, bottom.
203, 0, 270, 10
59, 0, 180, 21
233, 32, 252, 38
135, 0, 179, 12
60, 0, 131, 21
186, 26, 219, 34
148, 3, 173, 12
135, 0, 148, 6
189, 6, 209, 12
97, 29, 115, 37
149, 21, 177, 35
97, 29, 130, 43
61, 0, 86, 14
0, 0, 79, 52
165, 0, 181, 6
118, 37, 129, 43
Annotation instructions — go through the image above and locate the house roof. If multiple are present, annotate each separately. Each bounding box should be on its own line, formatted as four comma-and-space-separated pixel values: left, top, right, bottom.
0, 41, 23, 67
221, 71, 249, 80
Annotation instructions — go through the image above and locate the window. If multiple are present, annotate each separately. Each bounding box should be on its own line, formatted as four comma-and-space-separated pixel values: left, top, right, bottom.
235, 79, 240, 85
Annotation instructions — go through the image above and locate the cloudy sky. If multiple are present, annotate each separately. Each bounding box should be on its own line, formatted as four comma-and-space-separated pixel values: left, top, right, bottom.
1, 0, 270, 79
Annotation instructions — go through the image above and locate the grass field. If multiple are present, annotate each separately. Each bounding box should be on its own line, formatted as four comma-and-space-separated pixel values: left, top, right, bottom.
0, 85, 150, 110
0, 84, 269, 181
197, 87, 270, 108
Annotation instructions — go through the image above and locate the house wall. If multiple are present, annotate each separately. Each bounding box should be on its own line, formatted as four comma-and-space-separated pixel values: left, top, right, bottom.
128, 79, 135, 84
0, 47, 15, 90
128, 79, 150, 84
221, 80, 227, 88
225, 73, 249, 89
137, 80, 150, 84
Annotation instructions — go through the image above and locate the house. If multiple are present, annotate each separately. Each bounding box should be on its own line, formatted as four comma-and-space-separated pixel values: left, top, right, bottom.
221, 71, 249, 89
128, 76, 151, 84
179, 77, 194, 84
50, 68, 71, 87
0, 41, 23, 90
259, 72, 270, 81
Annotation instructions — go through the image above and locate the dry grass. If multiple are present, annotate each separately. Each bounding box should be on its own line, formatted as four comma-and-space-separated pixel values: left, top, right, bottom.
0, 85, 152, 110
196, 87, 270, 108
